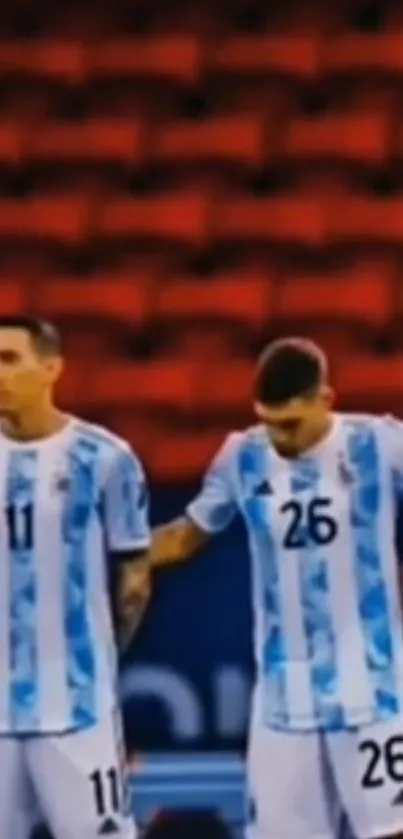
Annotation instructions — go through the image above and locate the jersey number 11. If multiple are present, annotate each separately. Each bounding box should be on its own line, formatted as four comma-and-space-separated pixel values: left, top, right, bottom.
5, 504, 34, 551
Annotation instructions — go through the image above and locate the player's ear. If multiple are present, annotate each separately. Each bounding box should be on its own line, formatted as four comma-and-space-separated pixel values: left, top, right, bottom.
44, 354, 64, 384
321, 385, 335, 409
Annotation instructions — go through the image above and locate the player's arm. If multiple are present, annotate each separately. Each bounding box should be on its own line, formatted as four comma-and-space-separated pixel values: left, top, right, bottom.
151, 515, 209, 567
103, 445, 151, 648
151, 434, 239, 568
383, 415, 403, 607
385, 415, 403, 494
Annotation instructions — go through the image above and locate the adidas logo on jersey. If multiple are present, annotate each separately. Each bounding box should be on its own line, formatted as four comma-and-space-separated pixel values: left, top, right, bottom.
98, 817, 119, 834
253, 480, 273, 496
338, 457, 354, 486
52, 471, 71, 493
392, 789, 403, 806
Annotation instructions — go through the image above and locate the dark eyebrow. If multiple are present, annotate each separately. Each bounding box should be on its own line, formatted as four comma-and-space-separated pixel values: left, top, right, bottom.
0, 348, 21, 358
267, 418, 302, 430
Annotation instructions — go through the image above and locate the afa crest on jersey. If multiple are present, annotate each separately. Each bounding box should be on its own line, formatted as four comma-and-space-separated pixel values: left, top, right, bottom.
337, 455, 354, 486
52, 472, 71, 493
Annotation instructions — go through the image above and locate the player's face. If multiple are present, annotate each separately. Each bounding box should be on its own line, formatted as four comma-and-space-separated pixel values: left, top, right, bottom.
254, 387, 334, 458
0, 329, 62, 414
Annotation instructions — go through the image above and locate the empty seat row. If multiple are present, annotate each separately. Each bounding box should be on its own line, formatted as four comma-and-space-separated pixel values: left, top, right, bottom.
0, 264, 400, 329
55, 355, 403, 424
2, 35, 403, 85
110, 425, 232, 482
0, 38, 201, 85
0, 117, 265, 168
2, 193, 403, 245
92, 390, 403, 479
1, 112, 400, 168
107, 366, 403, 478
59, 358, 254, 415
59, 355, 403, 414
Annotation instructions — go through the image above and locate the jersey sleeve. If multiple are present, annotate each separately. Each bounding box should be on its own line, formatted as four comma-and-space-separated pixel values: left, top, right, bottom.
103, 445, 150, 553
186, 434, 240, 534
382, 415, 403, 494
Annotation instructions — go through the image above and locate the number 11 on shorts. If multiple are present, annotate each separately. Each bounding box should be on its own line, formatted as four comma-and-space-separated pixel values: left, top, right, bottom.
90, 767, 120, 816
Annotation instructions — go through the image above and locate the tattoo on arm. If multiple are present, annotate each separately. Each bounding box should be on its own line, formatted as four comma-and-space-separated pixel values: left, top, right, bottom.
110, 552, 151, 649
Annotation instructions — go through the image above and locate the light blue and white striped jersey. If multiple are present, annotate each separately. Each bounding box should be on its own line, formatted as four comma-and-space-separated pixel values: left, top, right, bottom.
187, 413, 403, 732
0, 417, 150, 735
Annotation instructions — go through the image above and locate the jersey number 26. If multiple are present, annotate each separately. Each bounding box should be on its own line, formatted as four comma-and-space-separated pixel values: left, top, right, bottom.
280, 498, 338, 550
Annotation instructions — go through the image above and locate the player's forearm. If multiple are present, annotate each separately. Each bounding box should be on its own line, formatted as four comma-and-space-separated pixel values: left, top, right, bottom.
150, 519, 191, 566
151, 516, 207, 567
118, 591, 149, 649
117, 559, 151, 648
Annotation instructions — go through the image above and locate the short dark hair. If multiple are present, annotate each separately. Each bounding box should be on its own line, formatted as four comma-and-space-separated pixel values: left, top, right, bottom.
254, 337, 327, 406
0, 315, 61, 356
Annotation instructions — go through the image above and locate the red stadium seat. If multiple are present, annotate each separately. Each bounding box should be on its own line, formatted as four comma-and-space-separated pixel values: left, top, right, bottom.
0, 42, 35, 76
170, 327, 242, 360
59, 329, 118, 362
0, 196, 89, 243
214, 196, 325, 246
392, 271, 403, 322
324, 33, 403, 76
89, 37, 201, 85
327, 196, 403, 245
151, 116, 267, 168
209, 34, 320, 80
33, 196, 90, 244
112, 425, 219, 481
87, 357, 253, 415
146, 430, 233, 481
0, 201, 31, 237
38, 275, 151, 326
27, 119, 145, 166
0, 40, 86, 83
185, 359, 254, 413
335, 356, 403, 404
154, 271, 272, 329
283, 112, 391, 166
391, 119, 403, 161
98, 193, 210, 245
107, 419, 230, 480
0, 121, 26, 165
58, 363, 97, 409
275, 262, 394, 328
89, 360, 194, 410
0, 282, 27, 314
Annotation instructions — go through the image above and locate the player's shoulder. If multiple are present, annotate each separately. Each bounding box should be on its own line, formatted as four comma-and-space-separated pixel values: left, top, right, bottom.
71, 417, 136, 463
219, 425, 260, 452
209, 427, 254, 470
218, 425, 267, 462
339, 411, 400, 435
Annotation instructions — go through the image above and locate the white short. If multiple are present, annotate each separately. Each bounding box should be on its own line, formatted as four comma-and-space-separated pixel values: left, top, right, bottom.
0, 711, 136, 839
246, 715, 403, 839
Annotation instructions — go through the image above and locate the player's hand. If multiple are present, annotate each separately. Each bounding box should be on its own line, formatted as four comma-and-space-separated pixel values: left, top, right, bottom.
117, 558, 151, 652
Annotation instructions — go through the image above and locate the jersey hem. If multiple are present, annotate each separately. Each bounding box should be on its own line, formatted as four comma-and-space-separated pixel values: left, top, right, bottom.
110, 539, 150, 552
185, 506, 223, 535
0, 707, 119, 737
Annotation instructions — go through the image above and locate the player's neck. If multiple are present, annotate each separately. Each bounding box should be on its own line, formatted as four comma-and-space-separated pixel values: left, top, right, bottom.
0, 403, 71, 442
302, 413, 335, 454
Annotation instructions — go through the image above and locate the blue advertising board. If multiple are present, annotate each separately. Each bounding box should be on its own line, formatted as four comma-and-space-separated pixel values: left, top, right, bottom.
120, 485, 255, 753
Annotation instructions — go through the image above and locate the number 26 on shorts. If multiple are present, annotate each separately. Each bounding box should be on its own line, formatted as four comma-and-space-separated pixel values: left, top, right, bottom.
360, 736, 403, 788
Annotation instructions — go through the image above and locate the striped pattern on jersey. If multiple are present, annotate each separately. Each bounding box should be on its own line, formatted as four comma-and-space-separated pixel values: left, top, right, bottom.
0, 420, 149, 734
239, 418, 401, 731
187, 414, 403, 732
